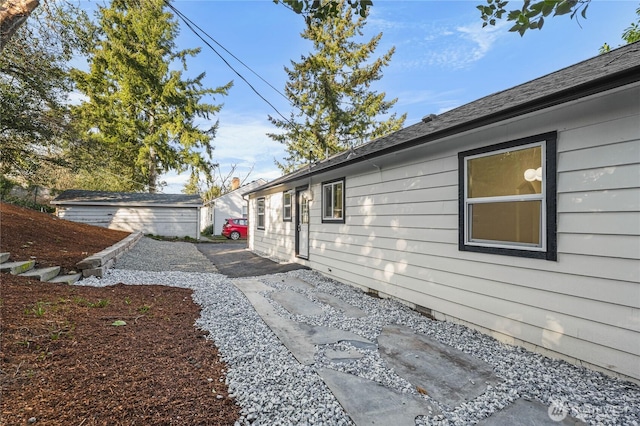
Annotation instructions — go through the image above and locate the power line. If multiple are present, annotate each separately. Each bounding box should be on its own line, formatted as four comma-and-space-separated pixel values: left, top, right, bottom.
163, 1, 380, 122
162, 0, 293, 125
166, 2, 290, 105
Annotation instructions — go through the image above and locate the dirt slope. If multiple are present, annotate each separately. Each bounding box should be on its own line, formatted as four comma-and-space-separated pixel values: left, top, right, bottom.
0, 202, 240, 425
1, 202, 130, 273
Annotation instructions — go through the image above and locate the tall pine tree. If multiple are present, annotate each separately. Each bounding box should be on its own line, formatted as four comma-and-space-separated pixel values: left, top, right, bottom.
268, 0, 405, 172
72, 0, 231, 192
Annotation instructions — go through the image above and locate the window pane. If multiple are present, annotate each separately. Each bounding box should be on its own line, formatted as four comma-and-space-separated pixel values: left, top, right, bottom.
257, 199, 265, 228
470, 201, 541, 245
324, 185, 333, 218
333, 183, 343, 218
283, 192, 291, 219
468, 146, 542, 198
301, 198, 309, 224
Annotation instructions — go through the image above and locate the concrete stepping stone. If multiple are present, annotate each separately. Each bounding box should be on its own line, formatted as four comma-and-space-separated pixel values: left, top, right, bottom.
233, 279, 373, 365
48, 273, 83, 285
318, 367, 440, 425
476, 398, 585, 425
20, 266, 61, 282
270, 289, 325, 316
281, 276, 316, 291
0, 260, 35, 275
314, 292, 367, 318
378, 324, 502, 408
325, 348, 364, 363
0, 252, 9, 263
307, 325, 373, 347
234, 279, 319, 364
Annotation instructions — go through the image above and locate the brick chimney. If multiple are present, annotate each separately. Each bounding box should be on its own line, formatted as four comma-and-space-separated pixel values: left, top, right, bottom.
231, 177, 240, 191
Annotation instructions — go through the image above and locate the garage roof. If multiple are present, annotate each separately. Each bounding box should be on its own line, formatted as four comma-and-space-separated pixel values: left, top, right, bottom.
51, 190, 202, 207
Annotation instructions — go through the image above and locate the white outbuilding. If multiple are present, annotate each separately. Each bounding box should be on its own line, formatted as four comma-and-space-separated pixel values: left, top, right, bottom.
51, 190, 203, 240
200, 178, 267, 235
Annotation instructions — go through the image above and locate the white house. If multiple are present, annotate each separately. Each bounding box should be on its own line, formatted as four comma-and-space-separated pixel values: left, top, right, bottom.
244, 43, 640, 382
51, 190, 203, 240
200, 178, 267, 235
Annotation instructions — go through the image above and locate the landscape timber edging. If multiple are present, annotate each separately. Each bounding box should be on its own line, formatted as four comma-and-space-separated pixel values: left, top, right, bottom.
76, 231, 143, 278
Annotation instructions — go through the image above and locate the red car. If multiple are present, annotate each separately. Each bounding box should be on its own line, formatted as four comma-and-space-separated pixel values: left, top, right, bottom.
221, 218, 248, 240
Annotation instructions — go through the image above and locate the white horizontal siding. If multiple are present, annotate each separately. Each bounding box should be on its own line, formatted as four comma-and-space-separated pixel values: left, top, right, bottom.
558, 139, 639, 172
212, 192, 248, 235
250, 192, 298, 262
558, 234, 640, 259
558, 212, 640, 235
311, 231, 640, 304
58, 205, 199, 239
557, 112, 640, 153
558, 163, 639, 192
248, 84, 640, 381
558, 188, 640, 213
313, 241, 638, 325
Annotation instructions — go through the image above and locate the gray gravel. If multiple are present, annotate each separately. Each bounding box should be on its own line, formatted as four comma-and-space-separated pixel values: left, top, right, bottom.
79, 239, 640, 425
114, 237, 217, 273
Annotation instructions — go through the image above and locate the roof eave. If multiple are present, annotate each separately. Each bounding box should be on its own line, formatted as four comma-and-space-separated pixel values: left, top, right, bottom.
246, 63, 640, 196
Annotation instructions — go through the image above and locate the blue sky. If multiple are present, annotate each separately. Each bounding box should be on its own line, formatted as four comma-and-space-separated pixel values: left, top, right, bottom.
155, 0, 637, 193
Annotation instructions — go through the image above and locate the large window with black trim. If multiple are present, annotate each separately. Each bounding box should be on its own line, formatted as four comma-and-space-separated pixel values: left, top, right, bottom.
322, 179, 345, 223
458, 132, 557, 260
257, 197, 265, 230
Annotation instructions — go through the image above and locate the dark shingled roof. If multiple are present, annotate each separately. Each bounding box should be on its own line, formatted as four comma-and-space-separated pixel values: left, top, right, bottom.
51, 190, 202, 206
249, 41, 640, 193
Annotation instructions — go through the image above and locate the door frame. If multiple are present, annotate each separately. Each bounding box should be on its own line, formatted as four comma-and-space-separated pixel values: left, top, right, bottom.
295, 185, 309, 259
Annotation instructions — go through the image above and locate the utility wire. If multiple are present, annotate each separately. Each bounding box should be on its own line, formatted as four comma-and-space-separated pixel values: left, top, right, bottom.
165, 1, 290, 105
163, 0, 293, 124
164, 1, 376, 119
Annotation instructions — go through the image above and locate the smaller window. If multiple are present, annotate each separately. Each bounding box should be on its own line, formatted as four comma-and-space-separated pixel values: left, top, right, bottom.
283, 190, 292, 221
322, 179, 345, 223
257, 198, 265, 230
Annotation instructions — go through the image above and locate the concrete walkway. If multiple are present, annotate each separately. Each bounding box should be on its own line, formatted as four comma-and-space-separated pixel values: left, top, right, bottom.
197, 243, 309, 278
231, 275, 584, 425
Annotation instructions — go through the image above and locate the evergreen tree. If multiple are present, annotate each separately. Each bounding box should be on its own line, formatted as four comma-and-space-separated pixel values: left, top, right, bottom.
0, 5, 90, 188
268, 0, 405, 172
71, 0, 231, 193
182, 170, 202, 195
600, 5, 640, 53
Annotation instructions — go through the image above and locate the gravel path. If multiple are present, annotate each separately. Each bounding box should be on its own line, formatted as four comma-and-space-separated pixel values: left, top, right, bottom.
80, 239, 640, 425
114, 237, 218, 273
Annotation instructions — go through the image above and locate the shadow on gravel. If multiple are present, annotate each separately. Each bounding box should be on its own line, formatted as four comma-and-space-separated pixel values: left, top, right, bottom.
197, 243, 309, 278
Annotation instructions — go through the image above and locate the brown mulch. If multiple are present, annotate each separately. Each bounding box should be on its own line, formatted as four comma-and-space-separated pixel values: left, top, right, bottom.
0, 202, 241, 425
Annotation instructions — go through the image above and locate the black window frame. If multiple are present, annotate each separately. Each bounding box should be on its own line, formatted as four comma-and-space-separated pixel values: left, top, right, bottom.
458, 131, 557, 261
321, 178, 346, 224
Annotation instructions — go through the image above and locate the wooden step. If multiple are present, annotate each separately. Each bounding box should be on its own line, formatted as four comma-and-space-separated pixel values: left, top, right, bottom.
20, 266, 61, 282
0, 260, 35, 275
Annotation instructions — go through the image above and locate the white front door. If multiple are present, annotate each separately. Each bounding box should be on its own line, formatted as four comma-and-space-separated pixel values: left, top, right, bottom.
296, 188, 309, 259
